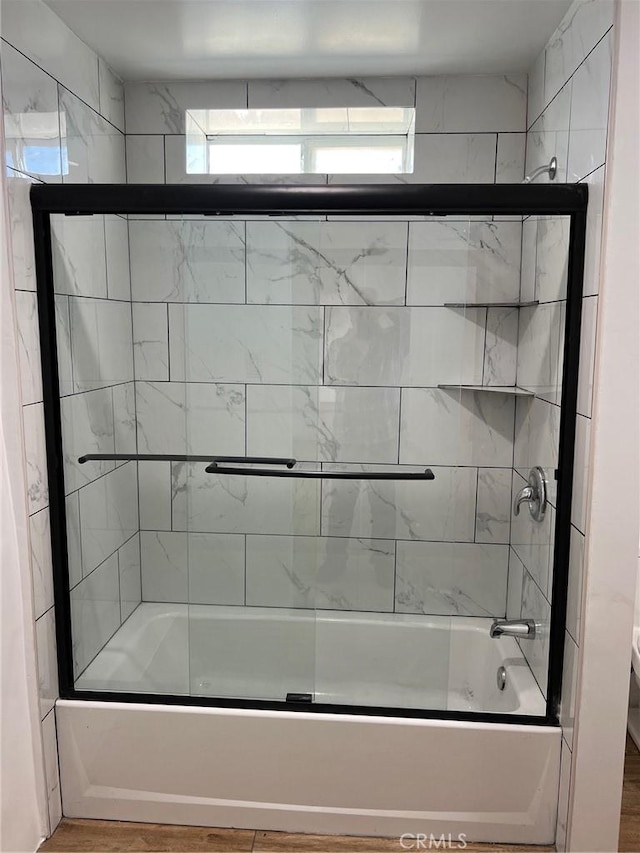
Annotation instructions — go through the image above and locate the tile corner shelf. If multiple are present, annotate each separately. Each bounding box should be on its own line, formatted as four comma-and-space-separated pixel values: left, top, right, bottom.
443, 301, 539, 309
438, 385, 535, 397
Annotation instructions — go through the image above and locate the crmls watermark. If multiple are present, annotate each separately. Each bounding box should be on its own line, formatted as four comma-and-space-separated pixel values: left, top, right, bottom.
399, 833, 468, 850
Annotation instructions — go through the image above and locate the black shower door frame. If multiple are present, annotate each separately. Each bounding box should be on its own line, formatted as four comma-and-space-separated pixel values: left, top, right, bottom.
31, 182, 588, 726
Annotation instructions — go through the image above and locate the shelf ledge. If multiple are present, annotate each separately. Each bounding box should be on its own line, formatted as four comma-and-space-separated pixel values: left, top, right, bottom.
443, 301, 539, 309
438, 385, 535, 397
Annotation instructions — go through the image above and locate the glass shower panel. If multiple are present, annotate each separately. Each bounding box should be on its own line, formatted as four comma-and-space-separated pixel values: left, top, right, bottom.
49, 199, 572, 717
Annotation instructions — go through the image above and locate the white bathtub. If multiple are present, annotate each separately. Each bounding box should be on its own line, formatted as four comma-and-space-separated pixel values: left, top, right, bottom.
59, 603, 559, 843
76, 603, 545, 715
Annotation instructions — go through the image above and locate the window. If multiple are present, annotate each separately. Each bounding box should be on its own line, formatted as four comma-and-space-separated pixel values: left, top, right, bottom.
185, 107, 415, 175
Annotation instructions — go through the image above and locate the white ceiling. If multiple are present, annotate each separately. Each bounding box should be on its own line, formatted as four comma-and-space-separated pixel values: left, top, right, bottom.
45, 0, 572, 81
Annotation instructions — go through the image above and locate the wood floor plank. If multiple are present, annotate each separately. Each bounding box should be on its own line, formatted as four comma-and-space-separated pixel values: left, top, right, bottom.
253, 831, 553, 852
620, 736, 640, 851
38, 819, 255, 852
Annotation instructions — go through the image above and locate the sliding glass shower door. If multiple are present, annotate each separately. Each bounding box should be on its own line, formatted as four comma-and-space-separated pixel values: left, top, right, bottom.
39, 185, 582, 721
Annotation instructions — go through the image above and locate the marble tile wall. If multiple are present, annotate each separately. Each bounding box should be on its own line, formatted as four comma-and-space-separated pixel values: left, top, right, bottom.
123, 72, 530, 619
124, 74, 526, 184
515, 3, 615, 848
1, 5, 127, 834
131, 214, 521, 617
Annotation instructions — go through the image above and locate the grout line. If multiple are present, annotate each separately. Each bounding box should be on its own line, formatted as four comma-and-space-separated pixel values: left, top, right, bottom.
69, 527, 139, 593
526, 25, 614, 132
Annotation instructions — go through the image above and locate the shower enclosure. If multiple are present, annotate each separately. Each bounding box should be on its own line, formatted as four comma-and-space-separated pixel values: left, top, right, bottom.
33, 182, 586, 838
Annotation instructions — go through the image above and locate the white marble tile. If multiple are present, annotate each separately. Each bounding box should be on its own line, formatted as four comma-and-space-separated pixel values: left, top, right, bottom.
79, 462, 138, 575
30, 507, 53, 619
130, 220, 245, 303
527, 49, 547, 129
125, 135, 165, 183
112, 382, 137, 456
138, 461, 172, 531
188, 533, 245, 605
396, 541, 509, 617
69, 297, 134, 391
118, 534, 141, 621
406, 221, 521, 305
59, 86, 125, 184
325, 306, 485, 387
35, 608, 58, 718
140, 530, 188, 602
516, 302, 565, 404
321, 464, 477, 542
132, 303, 169, 381
514, 396, 560, 507
495, 133, 526, 182
556, 736, 572, 852
476, 468, 512, 544
41, 709, 62, 832
566, 524, 585, 643
66, 491, 82, 588
484, 307, 518, 387
2, 0, 100, 112
581, 164, 605, 296
567, 31, 612, 182
511, 471, 555, 598
520, 218, 537, 303
60, 387, 114, 493
525, 84, 571, 184
125, 81, 248, 134
399, 388, 514, 468
104, 215, 131, 300
329, 133, 497, 184
247, 221, 407, 306
98, 59, 125, 132
7, 173, 37, 291
248, 78, 415, 109
247, 385, 400, 464
246, 535, 395, 612
577, 295, 598, 417
561, 630, 579, 749
571, 413, 591, 534
169, 303, 323, 384
520, 569, 551, 696
1, 41, 62, 182
164, 133, 328, 185
544, 0, 615, 106
15, 290, 43, 405
535, 216, 570, 303
507, 548, 524, 621
23, 402, 48, 513
172, 461, 320, 536
55, 295, 74, 397
416, 75, 526, 132
135, 381, 245, 456
51, 214, 107, 297
70, 552, 121, 676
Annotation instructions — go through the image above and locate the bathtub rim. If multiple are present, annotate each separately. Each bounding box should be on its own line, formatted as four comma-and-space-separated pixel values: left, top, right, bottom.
74, 602, 547, 719
63, 686, 556, 727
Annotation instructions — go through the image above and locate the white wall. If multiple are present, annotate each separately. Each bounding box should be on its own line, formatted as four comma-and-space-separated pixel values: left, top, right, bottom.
1, 0, 127, 840
565, 0, 640, 849
523, 2, 617, 847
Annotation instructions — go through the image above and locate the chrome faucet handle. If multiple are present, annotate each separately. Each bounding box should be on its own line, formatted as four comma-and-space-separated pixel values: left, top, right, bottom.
513, 485, 534, 515
513, 466, 547, 522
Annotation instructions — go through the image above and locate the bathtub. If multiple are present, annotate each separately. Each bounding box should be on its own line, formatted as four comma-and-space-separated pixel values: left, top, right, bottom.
58, 603, 559, 842
75, 603, 545, 715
